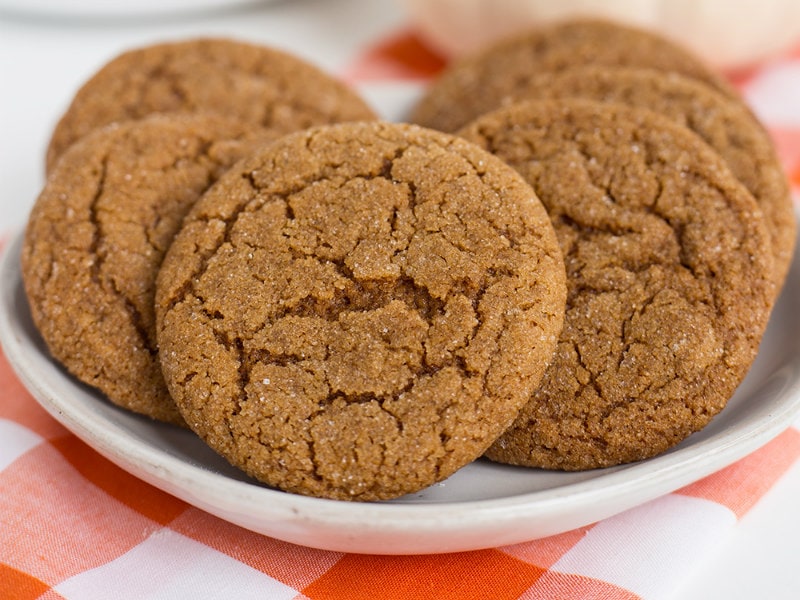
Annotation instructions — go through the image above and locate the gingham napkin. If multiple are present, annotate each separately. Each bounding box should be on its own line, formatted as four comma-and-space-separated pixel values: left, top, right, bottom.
1, 346, 798, 600
2, 24, 800, 600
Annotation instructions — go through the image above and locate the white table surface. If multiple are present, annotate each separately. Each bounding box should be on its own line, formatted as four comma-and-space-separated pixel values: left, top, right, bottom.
1, 1, 798, 598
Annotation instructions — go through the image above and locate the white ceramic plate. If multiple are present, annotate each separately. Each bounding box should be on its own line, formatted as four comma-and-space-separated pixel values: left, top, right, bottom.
2, 230, 799, 555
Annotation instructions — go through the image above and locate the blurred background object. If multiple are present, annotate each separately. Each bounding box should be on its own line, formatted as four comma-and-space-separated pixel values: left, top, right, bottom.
0, 0, 269, 19
400, 0, 800, 70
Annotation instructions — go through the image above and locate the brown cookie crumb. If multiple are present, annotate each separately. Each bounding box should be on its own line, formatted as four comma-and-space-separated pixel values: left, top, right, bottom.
155, 121, 567, 500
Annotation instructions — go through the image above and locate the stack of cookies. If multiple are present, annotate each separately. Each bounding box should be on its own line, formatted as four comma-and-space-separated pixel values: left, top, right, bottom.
24, 38, 379, 426
411, 18, 795, 471
21, 21, 795, 502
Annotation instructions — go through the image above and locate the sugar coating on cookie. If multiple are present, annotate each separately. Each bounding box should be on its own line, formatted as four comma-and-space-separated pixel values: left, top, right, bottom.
459, 100, 776, 470
46, 37, 376, 172
22, 114, 278, 425
476, 66, 795, 290
410, 18, 738, 134
155, 121, 567, 500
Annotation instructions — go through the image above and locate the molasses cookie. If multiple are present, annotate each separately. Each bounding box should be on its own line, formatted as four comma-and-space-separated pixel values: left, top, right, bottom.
155, 121, 567, 500
469, 66, 795, 288
46, 37, 376, 172
410, 18, 739, 134
22, 113, 279, 425
459, 100, 776, 470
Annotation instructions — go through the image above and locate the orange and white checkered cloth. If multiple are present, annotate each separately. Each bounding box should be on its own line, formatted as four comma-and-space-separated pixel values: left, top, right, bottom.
1, 345, 799, 600
2, 25, 800, 600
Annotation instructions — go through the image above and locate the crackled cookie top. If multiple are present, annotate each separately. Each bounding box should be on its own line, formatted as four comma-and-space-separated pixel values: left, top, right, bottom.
22, 114, 277, 425
410, 18, 738, 134
46, 37, 376, 172
461, 66, 795, 289
459, 100, 776, 470
155, 121, 566, 500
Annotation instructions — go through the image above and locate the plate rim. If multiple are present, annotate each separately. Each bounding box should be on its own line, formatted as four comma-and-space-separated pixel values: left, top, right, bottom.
2, 229, 800, 554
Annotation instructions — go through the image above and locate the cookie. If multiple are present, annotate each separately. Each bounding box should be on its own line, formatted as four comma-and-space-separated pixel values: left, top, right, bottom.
22, 113, 279, 425
46, 37, 376, 173
155, 121, 567, 500
410, 18, 739, 134
470, 66, 796, 289
458, 100, 776, 470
